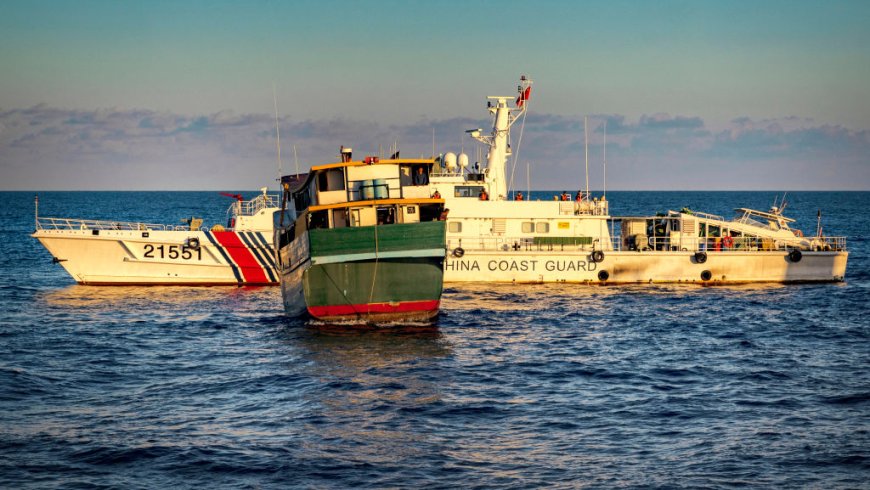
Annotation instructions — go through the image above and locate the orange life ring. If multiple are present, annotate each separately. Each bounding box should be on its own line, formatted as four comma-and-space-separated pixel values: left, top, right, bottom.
794, 229, 804, 237
722, 236, 734, 248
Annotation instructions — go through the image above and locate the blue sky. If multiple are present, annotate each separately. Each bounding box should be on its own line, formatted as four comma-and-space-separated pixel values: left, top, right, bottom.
1, 0, 868, 190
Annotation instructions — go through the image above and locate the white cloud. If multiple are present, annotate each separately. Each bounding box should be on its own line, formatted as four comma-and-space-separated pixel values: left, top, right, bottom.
0, 106, 867, 190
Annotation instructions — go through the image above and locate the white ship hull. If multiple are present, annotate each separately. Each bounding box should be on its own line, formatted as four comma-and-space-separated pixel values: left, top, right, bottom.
34, 228, 278, 286
445, 250, 847, 284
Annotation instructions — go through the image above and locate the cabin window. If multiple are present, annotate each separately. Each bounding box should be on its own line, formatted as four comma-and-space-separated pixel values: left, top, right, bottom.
294, 191, 311, 214
521, 222, 534, 233
454, 185, 485, 198
708, 225, 721, 238
535, 222, 550, 233
318, 168, 346, 192
309, 210, 329, 229
376, 206, 395, 225
698, 222, 706, 237
400, 166, 414, 186
448, 222, 462, 233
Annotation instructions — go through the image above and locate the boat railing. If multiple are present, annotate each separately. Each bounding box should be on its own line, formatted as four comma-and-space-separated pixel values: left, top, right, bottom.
446, 234, 847, 254
622, 235, 847, 253
448, 236, 600, 253
36, 217, 194, 232
232, 194, 280, 217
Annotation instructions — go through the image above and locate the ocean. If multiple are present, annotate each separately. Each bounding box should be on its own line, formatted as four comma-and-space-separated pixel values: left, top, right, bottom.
1, 191, 868, 488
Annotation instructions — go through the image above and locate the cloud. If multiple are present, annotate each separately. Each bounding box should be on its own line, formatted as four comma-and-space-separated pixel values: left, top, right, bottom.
0, 106, 867, 190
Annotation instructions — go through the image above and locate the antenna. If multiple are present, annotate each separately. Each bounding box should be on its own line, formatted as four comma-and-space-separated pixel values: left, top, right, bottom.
272, 84, 283, 184
603, 120, 607, 200
432, 128, 435, 158
293, 144, 299, 176
527, 160, 530, 199
584, 116, 590, 199
34, 194, 39, 230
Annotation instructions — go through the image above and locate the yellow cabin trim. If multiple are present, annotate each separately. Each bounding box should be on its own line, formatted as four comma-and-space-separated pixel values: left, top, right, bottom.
309, 159, 436, 172
309, 198, 444, 212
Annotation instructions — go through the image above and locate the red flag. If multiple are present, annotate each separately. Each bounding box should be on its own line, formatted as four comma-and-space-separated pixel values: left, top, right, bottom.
516, 86, 532, 107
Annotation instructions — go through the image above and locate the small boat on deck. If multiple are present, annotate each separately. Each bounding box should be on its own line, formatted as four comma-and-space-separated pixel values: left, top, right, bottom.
32, 189, 280, 285
274, 148, 447, 323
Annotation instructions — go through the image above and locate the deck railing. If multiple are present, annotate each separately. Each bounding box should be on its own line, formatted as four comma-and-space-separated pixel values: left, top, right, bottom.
36, 217, 191, 232
232, 194, 280, 216
447, 234, 847, 254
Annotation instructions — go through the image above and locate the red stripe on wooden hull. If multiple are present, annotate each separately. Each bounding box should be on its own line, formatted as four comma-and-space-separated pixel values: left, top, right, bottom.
212, 231, 270, 284
307, 300, 440, 322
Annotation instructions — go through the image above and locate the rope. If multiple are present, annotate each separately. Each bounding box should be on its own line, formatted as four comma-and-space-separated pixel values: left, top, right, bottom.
366, 203, 381, 321
508, 105, 529, 195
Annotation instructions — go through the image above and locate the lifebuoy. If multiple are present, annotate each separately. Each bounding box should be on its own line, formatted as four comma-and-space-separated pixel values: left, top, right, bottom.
452, 247, 465, 258
694, 251, 707, 264
794, 229, 804, 237
591, 250, 605, 263
788, 249, 802, 262
722, 236, 734, 248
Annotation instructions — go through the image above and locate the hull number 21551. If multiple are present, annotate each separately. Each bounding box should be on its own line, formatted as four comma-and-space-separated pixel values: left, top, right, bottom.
143, 244, 202, 261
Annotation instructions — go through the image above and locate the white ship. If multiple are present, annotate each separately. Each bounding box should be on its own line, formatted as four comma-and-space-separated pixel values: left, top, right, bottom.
33, 189, 280, 285
428, 77, 848, 284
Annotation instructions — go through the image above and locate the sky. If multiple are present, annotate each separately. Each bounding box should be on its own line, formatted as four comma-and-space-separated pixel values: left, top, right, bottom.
1, 0, 868, 190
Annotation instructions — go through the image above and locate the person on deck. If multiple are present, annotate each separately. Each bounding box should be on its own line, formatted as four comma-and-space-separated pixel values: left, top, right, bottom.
479, 189, 489, 200
515, 191, 524, 201
414, 166, 429, 185
432, 190, 441, 199
561, 191, 570, 201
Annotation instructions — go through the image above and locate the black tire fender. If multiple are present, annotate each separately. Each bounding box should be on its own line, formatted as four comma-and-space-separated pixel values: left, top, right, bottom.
591, 250, 605, 263
186, 237, 201, 250
788, 249, 802, 262
694, 251, 707, 264
452, 247, 465, 258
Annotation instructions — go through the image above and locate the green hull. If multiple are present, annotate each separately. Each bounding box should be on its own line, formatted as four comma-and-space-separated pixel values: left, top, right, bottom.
302, 221, 446, 322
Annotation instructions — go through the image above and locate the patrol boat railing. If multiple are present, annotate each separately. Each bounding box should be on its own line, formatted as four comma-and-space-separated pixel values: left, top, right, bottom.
446, 235, 847, 254
35, 217, 194, 232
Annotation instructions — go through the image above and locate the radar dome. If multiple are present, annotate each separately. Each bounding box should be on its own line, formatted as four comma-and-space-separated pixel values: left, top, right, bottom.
458, 152, 469, 169
444, 152, 457, 171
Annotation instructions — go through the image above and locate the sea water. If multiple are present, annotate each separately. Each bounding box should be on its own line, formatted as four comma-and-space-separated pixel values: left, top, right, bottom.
1, 191, 868, 488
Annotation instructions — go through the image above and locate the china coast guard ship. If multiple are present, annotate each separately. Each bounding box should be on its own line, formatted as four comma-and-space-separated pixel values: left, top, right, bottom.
275, 147, 447, 323
33, 189, 280, 285
428, 77, 848, 284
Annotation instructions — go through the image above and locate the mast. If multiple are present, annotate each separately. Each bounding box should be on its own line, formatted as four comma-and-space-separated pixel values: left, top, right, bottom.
469, 76, 532, 201
273, 84, 283, 185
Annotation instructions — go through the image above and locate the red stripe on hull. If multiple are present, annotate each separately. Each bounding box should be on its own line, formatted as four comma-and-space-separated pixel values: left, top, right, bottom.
212, 231, 270, 284
307, 300, 440, 322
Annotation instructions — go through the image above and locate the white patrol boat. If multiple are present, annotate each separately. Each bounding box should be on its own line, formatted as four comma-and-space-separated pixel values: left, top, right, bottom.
429, 77, 848, 284
32, 189, 280, 285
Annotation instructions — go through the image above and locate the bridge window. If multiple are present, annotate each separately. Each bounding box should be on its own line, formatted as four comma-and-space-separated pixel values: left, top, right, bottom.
535, 222, 550, 233
448, 222, 462, 233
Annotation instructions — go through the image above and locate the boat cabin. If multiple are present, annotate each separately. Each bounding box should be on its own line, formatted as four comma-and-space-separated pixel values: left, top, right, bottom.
277, 152, 445, 247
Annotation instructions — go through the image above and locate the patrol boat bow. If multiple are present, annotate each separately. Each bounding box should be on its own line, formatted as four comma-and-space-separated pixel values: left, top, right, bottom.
33, 189, 280, 285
